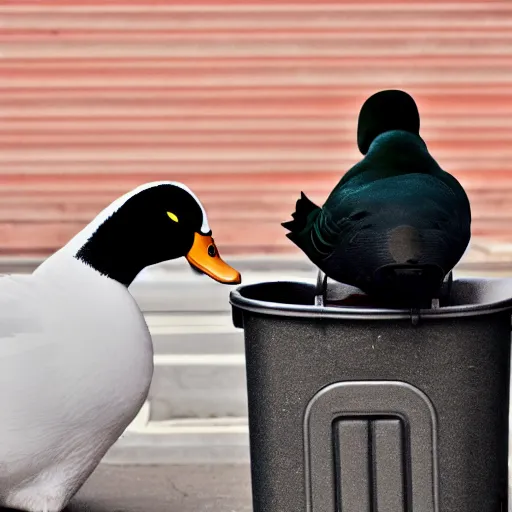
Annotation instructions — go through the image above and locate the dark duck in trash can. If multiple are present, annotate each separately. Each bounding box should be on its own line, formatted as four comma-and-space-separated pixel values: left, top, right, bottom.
0, 181, 240, 512
282, 89, 471, 307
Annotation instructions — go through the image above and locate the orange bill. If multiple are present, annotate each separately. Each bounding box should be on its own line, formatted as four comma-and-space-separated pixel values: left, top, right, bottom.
186, 232, 241, 284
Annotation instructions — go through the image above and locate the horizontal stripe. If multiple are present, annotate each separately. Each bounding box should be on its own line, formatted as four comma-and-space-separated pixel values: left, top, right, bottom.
153, 354, 246, 366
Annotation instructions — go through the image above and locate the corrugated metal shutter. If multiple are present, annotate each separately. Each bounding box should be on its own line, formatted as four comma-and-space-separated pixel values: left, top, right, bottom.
1, 1, 511, 256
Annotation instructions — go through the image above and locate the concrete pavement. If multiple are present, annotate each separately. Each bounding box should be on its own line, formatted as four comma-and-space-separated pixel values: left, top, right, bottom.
106, 417, 250, 465
68, 463, 252, 512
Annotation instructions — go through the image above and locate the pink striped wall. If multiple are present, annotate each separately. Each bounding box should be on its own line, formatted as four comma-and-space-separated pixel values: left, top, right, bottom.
0, 1, 511, 255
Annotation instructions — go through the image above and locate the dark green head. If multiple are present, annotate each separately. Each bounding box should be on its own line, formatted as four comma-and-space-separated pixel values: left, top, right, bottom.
357, 89, 421, 155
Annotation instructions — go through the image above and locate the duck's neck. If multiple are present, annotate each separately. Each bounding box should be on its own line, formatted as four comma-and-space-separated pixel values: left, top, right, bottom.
74, 231, 145, 287
52, 214, 147, 287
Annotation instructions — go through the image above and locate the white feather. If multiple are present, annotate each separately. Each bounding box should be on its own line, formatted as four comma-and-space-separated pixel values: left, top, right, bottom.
0, 226, 160, 511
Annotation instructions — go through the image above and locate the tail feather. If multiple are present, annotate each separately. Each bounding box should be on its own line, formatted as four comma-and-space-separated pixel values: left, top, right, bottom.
281, 192, 320, 238
281, 192, 320, 232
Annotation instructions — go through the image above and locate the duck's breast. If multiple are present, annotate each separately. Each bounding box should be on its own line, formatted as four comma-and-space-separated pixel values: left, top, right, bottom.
0, 264, 154, 483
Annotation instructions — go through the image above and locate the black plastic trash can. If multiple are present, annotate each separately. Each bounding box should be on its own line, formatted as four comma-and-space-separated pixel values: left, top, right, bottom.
230, 274, 512, 512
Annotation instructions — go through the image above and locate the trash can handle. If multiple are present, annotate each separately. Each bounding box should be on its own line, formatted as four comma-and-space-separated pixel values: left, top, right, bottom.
314, 270, 327, 307
313, 269, 453, 312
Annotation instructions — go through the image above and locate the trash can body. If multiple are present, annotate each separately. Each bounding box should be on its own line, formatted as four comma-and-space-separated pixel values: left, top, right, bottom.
230, 278, 512, 512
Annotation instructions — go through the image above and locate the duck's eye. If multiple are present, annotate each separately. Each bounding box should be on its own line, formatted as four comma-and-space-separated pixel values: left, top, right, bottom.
167, 211, 179, 222
208, 244, 216, 257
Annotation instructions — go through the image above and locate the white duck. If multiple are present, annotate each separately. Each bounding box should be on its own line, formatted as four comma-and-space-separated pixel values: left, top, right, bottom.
0, 181, 241, 512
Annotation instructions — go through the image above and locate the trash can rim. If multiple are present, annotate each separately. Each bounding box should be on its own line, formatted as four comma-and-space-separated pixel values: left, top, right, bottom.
229, 278, 512, 321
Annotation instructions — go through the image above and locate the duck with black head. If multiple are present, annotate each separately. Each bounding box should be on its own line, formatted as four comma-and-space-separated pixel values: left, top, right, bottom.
0, 181, 241, 512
